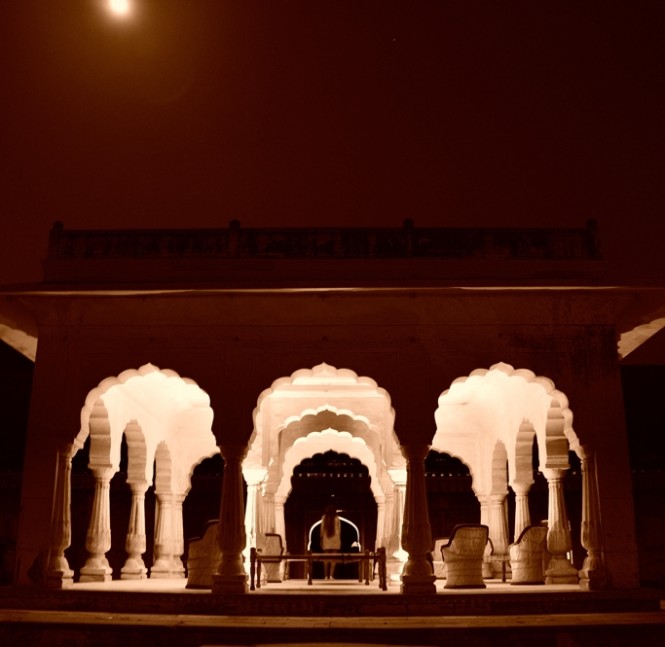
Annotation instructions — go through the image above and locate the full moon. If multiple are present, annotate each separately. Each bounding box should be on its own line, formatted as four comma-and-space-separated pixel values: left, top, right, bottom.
108, 0, 131, 17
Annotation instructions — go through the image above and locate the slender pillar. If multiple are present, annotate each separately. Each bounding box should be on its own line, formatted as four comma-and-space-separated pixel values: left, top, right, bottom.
387, 469, 407, 582
544, 468, 578, 584
400, 443, 436, 595
478, 494, 489, 529
512, 481, 533, 539
171, 492, 186, 578
274, 495, 286, 549
46, 445, 76, 589
476, 493, 492, 578
488, 492, 510, 576
151, 492, 175, 577
262, 491, 276, 536
243, 469, 267, 562
121, 480, 148, 580
212, 444, 248, 594
578, 447, 608, 590
80, 466, 114, 582
375, 497, 386, 549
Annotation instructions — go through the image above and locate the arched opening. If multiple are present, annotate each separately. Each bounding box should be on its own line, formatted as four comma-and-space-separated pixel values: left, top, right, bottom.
243, 363, 406, 581
49, 364, 217, 586
285, 450, 374, 579
433, 362, 586, 584
182, 453, 223, 569
425, 450, 478, 539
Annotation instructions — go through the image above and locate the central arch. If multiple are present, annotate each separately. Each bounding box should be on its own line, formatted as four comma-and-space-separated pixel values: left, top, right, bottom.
243, 363, 406, 576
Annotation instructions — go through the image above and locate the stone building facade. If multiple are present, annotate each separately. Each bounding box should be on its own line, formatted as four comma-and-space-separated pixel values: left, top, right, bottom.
1, 220, 663, 593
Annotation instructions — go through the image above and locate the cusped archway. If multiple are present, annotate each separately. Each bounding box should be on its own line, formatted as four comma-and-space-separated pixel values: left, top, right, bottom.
433, 362, 578, 491
243, 363, 406, 573
68, 364, 218, 584
432, 362, 582, 581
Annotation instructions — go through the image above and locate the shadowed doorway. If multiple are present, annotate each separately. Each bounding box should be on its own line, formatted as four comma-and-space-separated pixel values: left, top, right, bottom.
284, 450, 375, 579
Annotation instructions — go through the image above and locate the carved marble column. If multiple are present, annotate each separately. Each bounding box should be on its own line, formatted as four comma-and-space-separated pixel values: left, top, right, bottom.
387, 468, 407, 581
578, 447, 607, 590
512, 481, 533, 539
274, 495, 286, 549
151, 492, 175, 578
46, 445, 76, 589
261, 491, 275, 536
544, 468, 578, 584
477, 494, 489, 529
212, 444, 248, 594
80, 466, 114, 582
171, 492, 186, 578
400, 444, 436, 595
488, 492, 510, 576
375, 497, 386, 549
243, 469, 267, 559
120, 480, 148, 580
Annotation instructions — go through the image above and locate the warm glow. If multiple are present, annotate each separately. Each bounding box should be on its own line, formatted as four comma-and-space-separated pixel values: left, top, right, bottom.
108, 0, 132, 17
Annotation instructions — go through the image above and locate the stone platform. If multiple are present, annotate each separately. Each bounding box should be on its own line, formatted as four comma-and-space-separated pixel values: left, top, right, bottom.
1, 579, 663, 646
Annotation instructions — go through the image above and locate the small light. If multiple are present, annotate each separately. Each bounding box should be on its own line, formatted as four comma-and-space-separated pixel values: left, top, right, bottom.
108, 0, 132, 18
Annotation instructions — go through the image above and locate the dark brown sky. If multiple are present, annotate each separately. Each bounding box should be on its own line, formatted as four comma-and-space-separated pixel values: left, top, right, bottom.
1, 1, 664, 284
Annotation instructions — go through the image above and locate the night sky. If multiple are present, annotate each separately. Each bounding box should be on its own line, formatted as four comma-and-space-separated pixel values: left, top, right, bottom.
1, 1, 664, 284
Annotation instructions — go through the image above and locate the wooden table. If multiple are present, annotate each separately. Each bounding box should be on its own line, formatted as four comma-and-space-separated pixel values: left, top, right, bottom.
250, 547, 387, 591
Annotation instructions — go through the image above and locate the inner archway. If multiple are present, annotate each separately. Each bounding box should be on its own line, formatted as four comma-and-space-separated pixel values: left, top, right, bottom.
285, 450, 373, 579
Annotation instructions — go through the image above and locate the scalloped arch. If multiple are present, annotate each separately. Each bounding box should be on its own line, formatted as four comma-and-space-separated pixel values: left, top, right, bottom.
77, 363, 216, 489
80, 362, 210, 438
276, 429, 381, 499
253, 363, 393, 421
438, 362, 576, 447
246, 362, 399, 473
280, 404, 372, 434
434, 362, 579, 492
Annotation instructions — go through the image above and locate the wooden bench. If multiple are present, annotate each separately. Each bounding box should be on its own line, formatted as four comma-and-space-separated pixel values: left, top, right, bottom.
250, 547, 387, 591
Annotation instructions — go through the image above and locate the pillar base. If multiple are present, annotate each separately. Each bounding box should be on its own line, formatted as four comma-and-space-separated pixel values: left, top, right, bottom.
80, 558, 112, 583
46, 571, 74, 589
545, 556, 579, 585
121, 557, 147, 580
578, 566, 608, 591
120, 570, 148, 580
79, 571, 112, 583
400, 574, 437, 595
151, 557, 179, 578
171, 558, 186, 578
150, 570, 182, 579
212, 573, 248, 595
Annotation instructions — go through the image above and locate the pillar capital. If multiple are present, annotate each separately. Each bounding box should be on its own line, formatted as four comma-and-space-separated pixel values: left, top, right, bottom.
219, 444, 248, 463
489, 492, 507, 504
543, 468, 566, 482
511, 480, 533, 495
126, 479, 149, 495
88, 464, 115, 482
401, 443, 431, 462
